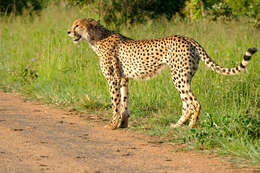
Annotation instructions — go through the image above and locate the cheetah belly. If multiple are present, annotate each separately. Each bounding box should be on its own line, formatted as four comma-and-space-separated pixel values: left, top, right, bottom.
120, 59, 167, 80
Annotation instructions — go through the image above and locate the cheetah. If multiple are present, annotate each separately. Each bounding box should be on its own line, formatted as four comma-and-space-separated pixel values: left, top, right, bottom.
68, 18, 257, 129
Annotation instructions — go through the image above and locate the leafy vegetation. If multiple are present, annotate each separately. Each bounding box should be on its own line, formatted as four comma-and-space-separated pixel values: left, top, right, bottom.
1, 0, 259, 27
66, 0, 260, 28
0, 0, 48, 15
0, 2, 259, 165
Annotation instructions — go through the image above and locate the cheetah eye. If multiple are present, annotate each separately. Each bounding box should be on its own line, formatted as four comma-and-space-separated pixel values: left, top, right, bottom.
74, 24, 79, 30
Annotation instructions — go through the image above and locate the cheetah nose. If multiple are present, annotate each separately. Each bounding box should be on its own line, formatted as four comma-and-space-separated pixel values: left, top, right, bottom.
67, 31, 71, 34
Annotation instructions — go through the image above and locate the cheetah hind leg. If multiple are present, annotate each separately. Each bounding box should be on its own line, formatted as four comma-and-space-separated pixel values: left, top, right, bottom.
170, 80, 200, 128
171, 102, 201, 128
188, 104, 201, 128
170, 82, 194, 128
170, 109, 192, 128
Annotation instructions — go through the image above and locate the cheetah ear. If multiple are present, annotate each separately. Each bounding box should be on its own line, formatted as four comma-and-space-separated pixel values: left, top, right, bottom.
90, 19, 100, 27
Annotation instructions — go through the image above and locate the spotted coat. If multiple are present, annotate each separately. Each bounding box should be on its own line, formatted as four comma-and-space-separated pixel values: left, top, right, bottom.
68, 18, 257, 129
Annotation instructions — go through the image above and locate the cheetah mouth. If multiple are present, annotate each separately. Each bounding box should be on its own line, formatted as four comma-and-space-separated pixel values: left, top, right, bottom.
73, 35, 81, 43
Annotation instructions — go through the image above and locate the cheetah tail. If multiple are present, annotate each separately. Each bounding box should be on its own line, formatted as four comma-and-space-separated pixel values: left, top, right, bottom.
202, 48, 258, 75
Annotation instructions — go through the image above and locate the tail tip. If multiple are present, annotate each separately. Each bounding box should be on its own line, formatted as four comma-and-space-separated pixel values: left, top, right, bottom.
248, 48, 258, 55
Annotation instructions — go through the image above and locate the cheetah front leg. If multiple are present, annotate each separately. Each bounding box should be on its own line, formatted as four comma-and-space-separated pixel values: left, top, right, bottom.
119, 78, 129, 128
105, 78, 122, 130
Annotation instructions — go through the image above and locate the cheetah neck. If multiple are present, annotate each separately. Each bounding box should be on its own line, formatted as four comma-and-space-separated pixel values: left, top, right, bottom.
82, 25, 131, 55
88, 43, 100, 55
86, 26, 114, 46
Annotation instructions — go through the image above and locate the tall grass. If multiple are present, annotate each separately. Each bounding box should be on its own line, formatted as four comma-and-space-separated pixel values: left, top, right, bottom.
0, 4, 259, 165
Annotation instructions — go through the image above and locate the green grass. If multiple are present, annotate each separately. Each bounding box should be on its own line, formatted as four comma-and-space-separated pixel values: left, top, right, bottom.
0, 4, 259, 165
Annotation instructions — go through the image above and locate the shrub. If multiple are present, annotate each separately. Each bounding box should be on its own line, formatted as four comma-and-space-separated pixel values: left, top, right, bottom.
0, 0, 49, 15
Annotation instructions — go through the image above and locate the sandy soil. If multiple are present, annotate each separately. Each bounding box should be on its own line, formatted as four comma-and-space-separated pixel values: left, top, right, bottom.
0, 91, 258, 173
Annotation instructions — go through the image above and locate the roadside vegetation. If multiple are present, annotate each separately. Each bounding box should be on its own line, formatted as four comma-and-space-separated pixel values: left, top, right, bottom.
0, 1, 259, 165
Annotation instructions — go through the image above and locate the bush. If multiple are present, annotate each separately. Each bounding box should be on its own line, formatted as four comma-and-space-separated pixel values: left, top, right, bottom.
65, 0, 94, 7
183, 0, 260, 22
65, 0, 186, 29
0, 0, 49, 15
208, 2, 234, 21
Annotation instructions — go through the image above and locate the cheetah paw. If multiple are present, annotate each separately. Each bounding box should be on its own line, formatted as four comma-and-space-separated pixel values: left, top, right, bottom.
170, 123, 182, 128
104, 124, 117, 130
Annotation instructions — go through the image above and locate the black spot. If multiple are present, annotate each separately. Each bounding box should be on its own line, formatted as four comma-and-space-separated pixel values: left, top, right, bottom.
248, 48, 258, 54
243, 55, 251, 61
240, 63, 246, 68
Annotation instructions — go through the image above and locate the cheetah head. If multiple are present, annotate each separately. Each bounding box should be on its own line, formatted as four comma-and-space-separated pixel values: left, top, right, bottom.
68, 18, 101, 44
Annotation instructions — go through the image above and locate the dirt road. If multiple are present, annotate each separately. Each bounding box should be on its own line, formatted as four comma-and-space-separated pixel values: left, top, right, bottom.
0, 91, 257, 173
